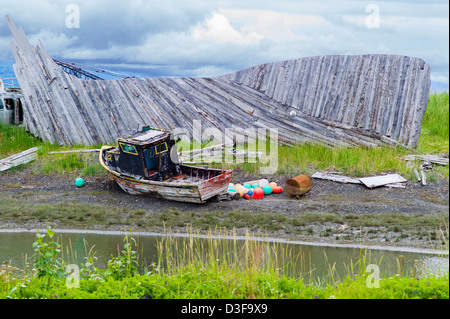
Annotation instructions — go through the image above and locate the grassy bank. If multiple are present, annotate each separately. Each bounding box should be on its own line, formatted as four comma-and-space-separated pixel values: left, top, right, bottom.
1, 226, 448, 299
1, 92, 448, 179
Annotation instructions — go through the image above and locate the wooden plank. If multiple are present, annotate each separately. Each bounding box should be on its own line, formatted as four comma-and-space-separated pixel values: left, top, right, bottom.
402, 154, 449, 166
312, 172, 362, 184
0, 147, 39, 171
359, 174, 407, 189
49, 149, 101, 154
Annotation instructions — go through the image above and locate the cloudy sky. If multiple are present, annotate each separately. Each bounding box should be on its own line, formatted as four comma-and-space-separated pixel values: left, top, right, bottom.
0, 0, 448, 83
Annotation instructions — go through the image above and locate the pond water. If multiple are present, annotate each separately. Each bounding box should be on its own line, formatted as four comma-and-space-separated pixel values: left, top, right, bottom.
1, 230, 447, 282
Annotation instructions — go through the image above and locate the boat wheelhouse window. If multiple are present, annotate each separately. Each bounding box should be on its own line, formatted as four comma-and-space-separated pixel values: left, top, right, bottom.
155, 142, 168, 154
119, 142, 138, 155
0, 100, 3, 110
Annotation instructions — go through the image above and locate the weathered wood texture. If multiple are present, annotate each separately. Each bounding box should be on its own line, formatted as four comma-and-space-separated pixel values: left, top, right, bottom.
0, 147, 38, 171
7, 15, 431, 148
358, 174, 407, 189
403, 154, 449, 166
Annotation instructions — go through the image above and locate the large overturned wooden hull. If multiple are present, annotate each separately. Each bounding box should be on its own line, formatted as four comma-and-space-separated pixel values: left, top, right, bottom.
7, 15, 431, 149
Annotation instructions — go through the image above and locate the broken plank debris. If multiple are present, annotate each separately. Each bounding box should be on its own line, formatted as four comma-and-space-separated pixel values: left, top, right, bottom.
402, 154, 449, 166
312, 172, 362, 184
0, 147, 39, 171
358, 174, 407, 189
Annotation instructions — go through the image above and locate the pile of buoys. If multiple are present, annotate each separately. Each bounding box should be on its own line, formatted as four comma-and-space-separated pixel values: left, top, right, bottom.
229, 179, 283, 200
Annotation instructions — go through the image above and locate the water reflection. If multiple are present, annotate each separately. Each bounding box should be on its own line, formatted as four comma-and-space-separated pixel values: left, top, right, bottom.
0, 230, 447, 283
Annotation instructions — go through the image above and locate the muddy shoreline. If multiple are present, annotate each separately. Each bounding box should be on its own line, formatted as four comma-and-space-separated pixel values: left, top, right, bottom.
0, 167, 448, 252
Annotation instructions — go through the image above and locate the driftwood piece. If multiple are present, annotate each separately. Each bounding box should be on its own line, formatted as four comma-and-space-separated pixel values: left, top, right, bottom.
359, 174, 407, 189
0, 147, 39, 171
420, 170, 427, 186
413, 168, 422, 182
6, 15, 431, 149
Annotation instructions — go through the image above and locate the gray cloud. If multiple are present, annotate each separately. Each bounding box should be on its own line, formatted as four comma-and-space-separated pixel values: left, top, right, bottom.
0, 0, 448, 82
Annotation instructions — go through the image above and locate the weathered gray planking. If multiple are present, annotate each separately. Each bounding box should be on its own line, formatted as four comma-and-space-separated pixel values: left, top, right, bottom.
312, 172, 362, 184
7, 15, 431, 148
0, 147, 39, 171
359, 174, 407, 189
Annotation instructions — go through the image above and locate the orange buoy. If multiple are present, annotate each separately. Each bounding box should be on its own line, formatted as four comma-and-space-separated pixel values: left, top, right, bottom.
272, 186, 283, 193
269, 182, 277, 189
285, 175, 311, 199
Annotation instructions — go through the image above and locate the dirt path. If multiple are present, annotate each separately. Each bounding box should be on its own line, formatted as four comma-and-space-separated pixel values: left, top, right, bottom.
0, 167, 448, 251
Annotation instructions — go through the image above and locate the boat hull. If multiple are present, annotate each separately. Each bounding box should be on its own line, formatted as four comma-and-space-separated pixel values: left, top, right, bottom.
100, 146, 232, 204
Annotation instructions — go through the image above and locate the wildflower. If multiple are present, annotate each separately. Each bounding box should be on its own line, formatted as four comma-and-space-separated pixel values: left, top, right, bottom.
314, 295, 318, 299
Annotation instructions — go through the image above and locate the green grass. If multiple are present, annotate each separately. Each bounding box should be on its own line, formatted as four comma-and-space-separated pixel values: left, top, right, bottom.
418, 92, 449, 154
1, 227, 448, 299
0, 123, 43, 156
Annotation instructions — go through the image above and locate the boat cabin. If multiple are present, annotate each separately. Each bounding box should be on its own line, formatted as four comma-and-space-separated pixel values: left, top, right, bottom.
105, 126, 182, 181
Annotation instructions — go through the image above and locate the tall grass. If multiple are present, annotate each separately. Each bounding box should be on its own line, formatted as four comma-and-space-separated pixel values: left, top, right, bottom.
1, 226, 448, 299
0, 123, 42, 157
417, 92, 449, 154
156, 226, 312, 281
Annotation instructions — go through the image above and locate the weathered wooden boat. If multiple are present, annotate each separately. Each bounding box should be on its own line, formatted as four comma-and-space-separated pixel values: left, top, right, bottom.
99, 126, 232, 203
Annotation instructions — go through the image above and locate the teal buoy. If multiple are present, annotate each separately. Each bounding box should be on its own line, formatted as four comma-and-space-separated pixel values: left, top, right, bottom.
75, 178, 85, 187
262, 185, 273, 195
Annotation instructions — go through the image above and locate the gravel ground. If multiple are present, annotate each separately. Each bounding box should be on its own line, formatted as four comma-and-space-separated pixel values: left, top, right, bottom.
0, 165, 448, 251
